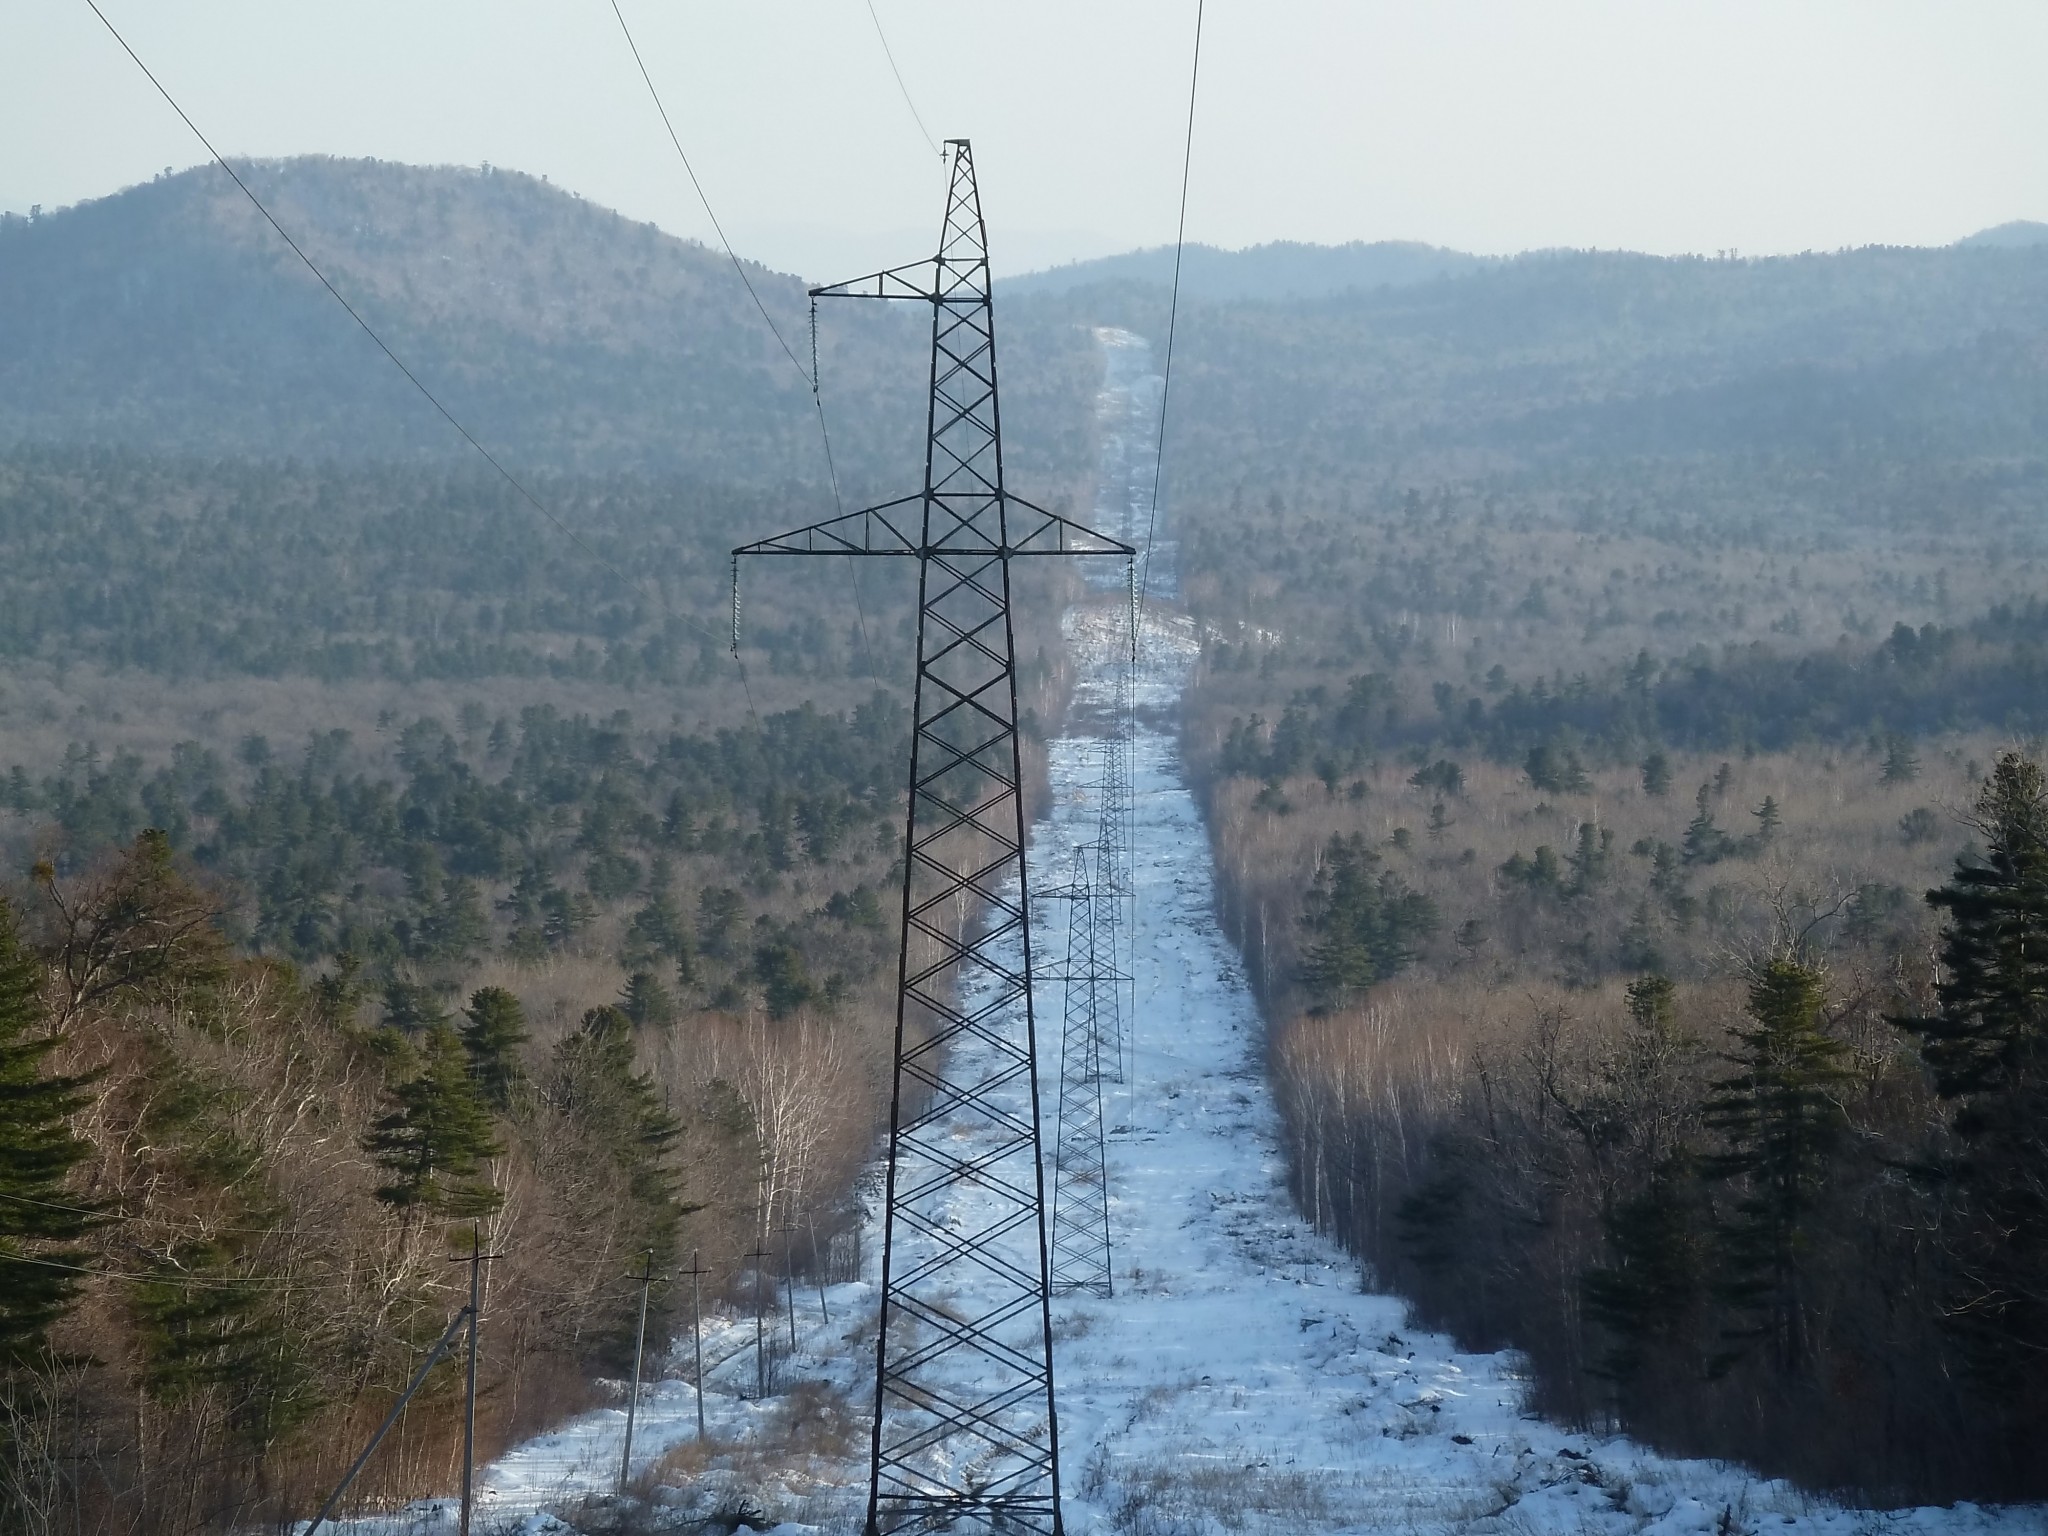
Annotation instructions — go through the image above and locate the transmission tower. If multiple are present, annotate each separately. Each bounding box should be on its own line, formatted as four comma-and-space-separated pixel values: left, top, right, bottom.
733, 139, 1130, 1536
1044, 842, 1120, 1296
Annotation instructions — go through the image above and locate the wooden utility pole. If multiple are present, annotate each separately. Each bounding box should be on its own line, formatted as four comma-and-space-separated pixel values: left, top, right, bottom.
745, 1243, 771, 1398
454, 1227, 501, 1536
682, 1250, 710, 1440
618, 1249, 658, 1496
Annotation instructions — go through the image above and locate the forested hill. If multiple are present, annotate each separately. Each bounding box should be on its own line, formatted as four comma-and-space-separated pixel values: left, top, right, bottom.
1001, 238, 1487, 301
6, 159, 2047, 510
0, 157, 1095, 494
1025, 238, 2048, 495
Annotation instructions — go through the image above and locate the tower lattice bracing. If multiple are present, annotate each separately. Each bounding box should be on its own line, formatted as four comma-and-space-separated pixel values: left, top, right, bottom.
1092, 643, 1135, 1084
1046, 843, 1119, 1297
733, 140, 1130, 1536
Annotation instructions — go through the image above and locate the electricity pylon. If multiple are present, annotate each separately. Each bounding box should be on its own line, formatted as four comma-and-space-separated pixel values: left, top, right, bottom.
1045, 843, 1119, 1297
733, 139, 1130, 1536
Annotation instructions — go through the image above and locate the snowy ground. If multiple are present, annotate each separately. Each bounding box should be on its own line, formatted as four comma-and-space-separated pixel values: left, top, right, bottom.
314, 606, 2046, 1536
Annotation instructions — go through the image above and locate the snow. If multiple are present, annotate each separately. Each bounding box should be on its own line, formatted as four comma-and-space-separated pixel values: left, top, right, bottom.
312, 604, 2046, 1536
310, 328, 2043, 1533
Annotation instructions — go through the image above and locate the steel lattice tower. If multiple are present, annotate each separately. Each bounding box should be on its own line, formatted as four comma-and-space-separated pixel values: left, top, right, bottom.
733, 140, 1130, 1536
1044, 843, 1119, 1297
1093, 649, 1135, 1085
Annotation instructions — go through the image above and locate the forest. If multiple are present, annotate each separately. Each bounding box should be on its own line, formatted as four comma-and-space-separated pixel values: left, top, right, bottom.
1173, 448, 2048, 1501
4, 153, 2048, 1524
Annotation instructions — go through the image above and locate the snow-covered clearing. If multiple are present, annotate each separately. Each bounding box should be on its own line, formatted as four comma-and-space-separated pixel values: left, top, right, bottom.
316, 332, 2042, 1535
321, 607, 2044, 1536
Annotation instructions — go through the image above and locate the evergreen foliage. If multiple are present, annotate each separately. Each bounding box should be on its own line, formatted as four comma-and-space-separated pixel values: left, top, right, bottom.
459, 987, 528, 1110
363, 1024, 504, 1217
1899, 752, 2048, 1447
1299, 834, 1439, 1006
1700, 959, 1850, 1373
0, 897, 99, 1363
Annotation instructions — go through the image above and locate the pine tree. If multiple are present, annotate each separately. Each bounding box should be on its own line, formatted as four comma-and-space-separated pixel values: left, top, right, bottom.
1640, 752, 1673, 798
553, 1006, 683, 1364
1751, 796, 1781, 847
620, 969, 678, 1031
363, 1024, 503, 1217
1585, 1155, 1710, 1387
0, 897, 100, 1363
1300, 834, 1439, 1006
1700, 958, 1849, 1373
460, 987, 528, 1110
1897, 752, 2048, 1444
1881, 734, 1921, 786
1681, 784, 1731, 866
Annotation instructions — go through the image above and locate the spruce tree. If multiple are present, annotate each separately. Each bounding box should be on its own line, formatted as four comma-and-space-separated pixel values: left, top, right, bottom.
460, 987, 528, 1110
363, 1024, 503, 1217
0, 897, 100, 1363
553, 1007, 683, 1369
1897, 752, 2048, 1447
1700, 958, 1849, 1373
1300, 834, 1439, 1006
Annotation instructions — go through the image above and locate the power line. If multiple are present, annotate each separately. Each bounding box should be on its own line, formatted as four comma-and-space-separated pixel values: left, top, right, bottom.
606, 0, 881, 683
78, 0, 718, 649
1138, 0, 1206, 619
862, 0, 942, 159
4, 1250, 314, 1292
605, 0, 814, 393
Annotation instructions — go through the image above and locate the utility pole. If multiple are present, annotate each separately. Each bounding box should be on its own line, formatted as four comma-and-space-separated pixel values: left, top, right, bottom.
774, 1215, 809, 1351
618, 1249, 658, 1497
453, 1226, 501, 1536
682, 1250, 709, 1440
744, 1243, 771, 1399
733, 137, 1129, 1536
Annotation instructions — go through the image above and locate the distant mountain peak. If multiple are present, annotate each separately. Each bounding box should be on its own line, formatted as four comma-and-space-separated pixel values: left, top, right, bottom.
1955, 220, 2048, 249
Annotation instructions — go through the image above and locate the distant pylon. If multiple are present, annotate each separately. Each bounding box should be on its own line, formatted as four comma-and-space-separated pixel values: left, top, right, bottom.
1046, 843, 1118, 1297
732, 139, 1131, 1536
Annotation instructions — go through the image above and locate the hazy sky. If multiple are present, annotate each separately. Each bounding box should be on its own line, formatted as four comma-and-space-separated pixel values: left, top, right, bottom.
6, 1, 2046, 279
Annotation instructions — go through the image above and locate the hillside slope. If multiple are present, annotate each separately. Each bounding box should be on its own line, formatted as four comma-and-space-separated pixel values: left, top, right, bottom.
0, 158, 1099, 495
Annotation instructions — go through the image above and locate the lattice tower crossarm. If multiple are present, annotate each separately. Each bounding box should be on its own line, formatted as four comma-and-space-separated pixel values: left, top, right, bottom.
731, 139, 1130, 1536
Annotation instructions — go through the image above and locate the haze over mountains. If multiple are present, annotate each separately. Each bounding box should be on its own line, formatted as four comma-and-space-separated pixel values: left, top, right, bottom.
3, 155, 2047, 514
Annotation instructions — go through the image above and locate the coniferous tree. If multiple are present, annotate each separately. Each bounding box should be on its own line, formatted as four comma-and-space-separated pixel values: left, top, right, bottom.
460, 987, 528, 1110
552, 1006, 684, 1369
1701, 958, 1849, 1373
620, 969, 678, 1031
1897, 752, 2048, 1455
1750, 796, 1781, 847
1300, 834, 1439, 1006
1681, 784, 1732, 866
1881, 734, 1922, 785
0, 897, 100, 1363
1641, 752, 1674, 798
364, 1024, 503, 1217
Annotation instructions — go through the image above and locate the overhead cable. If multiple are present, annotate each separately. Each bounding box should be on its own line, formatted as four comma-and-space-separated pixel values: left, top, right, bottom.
605, 0, 881, 682
862, 0, 942, 159
78, 0, 722, 650
1139, 0, 1206, 618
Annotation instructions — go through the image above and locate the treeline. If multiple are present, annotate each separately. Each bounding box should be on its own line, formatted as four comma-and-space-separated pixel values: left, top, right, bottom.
1270, 756, 2048, 1502
0, 449, 904, 684
1214, 609, 2048, 784
7, 695, 905, 998
0, 690, 912, 1527
0, 829, 871, 1528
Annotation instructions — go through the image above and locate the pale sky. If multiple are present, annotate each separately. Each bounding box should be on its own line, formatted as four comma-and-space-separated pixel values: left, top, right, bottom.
5, 1, 2046, 279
